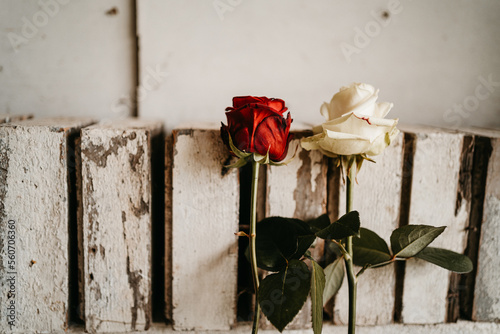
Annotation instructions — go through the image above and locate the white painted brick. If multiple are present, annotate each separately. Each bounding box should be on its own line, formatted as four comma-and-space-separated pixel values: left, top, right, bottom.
400, 126, 469, 324
264, 131, 327, 329
335, 132, 404, 325
471, 129, 500, 321
170, 124, 239, 330
81, 119, 163, 333
0, 117, 93, 334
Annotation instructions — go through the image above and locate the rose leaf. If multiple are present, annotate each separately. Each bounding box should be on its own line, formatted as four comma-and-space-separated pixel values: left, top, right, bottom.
251, 218, 297, 271
310, 260, 325, 334
322, 257, 344, 306
353, 228, 393, 267
415, 247, 473, 273
259, 259, 311, 332
251, 217, 315, 271
284, 217, 316, 260
315, 211, 361, 240
390, 225, 446, 258
307, 214, 331, 233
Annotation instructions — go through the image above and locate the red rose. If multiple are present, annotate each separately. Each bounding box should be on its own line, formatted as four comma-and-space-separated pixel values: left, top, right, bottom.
221, 96, 293, 163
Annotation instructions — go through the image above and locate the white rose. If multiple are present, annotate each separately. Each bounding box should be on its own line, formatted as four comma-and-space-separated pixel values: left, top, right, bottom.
302, 83, 399, 157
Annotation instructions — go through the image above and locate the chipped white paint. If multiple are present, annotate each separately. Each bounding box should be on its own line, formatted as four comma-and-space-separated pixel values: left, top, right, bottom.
266, 133, 327, 220
170, 125, 239, 330
81, 119, 162, 333
400, 126, 469, 324
472, 129, 500, 321
0, 117, 93, 334
335, 133, 403, 325
265, 132, 327, 329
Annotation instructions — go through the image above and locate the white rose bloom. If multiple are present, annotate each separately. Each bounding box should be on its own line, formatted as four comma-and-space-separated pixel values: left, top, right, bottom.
302, 83, 399, 157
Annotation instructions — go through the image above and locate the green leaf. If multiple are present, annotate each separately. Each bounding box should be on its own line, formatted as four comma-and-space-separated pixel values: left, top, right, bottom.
259, 260, 311, 332
285, 218, 316, 261
253, 217, 315, 271
352, 228, 393, 267
322, 257, 344, 305
315, 211, 361, 240
310, 260, 325, 334
307, 214, 331, 233
391, 225, 446, 258
415, 247, 473, 273
253, 218, 298, 271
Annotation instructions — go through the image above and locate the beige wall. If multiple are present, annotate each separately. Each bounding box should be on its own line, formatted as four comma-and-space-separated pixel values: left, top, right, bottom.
0, 0, 136, 120
2, 0, 500, 131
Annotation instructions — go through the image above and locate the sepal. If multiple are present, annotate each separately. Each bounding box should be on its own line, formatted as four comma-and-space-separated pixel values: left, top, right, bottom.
226, 133, 296, 167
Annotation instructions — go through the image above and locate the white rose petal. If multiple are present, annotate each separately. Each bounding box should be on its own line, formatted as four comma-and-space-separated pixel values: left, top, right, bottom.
302, 83, 398, 157
367, 101, 393, 119
301, 132, 325, 151
323, 113, 396, 141
323, 82, 379, 120
365, 126, 400, 156
320, 130, 372, 156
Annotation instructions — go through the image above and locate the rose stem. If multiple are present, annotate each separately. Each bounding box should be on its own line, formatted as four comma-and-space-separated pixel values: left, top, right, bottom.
345, 159, 357, 334
249, 160, 261, 334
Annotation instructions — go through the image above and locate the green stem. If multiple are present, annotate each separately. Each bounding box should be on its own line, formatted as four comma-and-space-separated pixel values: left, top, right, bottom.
345, 161, 357, 334
249, 161, 260, 334
358, 258, 398, 276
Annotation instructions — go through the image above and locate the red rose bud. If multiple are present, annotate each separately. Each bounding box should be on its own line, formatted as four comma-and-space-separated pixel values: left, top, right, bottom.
221, 96, 293, 164
231, 96, 288, 114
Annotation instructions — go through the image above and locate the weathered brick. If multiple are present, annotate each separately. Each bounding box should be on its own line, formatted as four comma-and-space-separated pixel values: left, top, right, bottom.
469, 128, 500, 321
169, 124, 239, 330
399, 126, 469, 324
0, 117, 93, 333
81, 119, 162, 333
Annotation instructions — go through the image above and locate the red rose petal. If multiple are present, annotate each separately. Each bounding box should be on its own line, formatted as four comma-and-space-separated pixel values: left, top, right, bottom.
232, 96, 264, 109
254, 115, 288, 161
223, 96, 292, 162
266, 98, 288, 114
233, 126, 250, 152
232, 96, 287, 114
